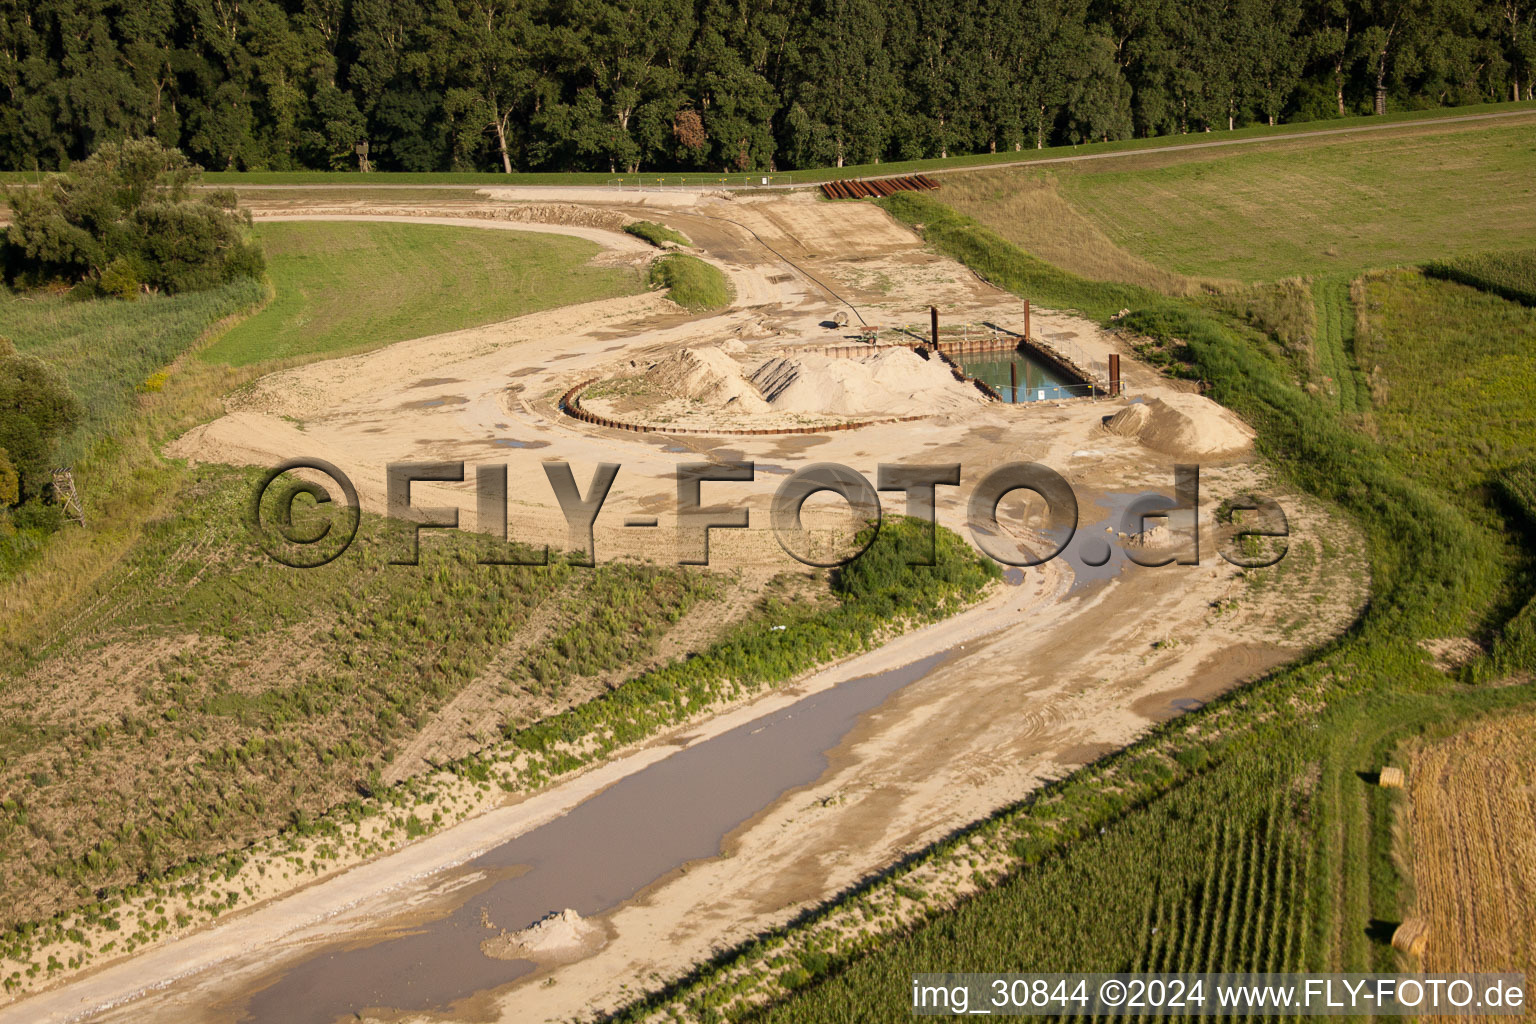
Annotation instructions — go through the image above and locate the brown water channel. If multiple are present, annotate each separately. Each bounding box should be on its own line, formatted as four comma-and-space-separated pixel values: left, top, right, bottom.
235, 652, 950, 1023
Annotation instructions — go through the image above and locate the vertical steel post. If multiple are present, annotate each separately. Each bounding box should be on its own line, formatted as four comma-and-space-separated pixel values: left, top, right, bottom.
930, 306, 939, 349
1109, 353, 1121, 397
1024, 300, 1031, 340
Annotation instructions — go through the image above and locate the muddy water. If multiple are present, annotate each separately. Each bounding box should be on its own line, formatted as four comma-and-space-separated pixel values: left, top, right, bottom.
1055, 489, 1181, 588
237, 652, 949, 1024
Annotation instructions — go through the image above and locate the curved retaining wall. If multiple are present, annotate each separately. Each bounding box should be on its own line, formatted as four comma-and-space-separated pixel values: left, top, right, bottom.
558, 379, 932, 436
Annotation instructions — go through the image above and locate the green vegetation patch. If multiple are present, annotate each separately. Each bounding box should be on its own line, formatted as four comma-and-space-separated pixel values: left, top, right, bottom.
1005, 122, 1536, 281
624, 221, 691, 248
0, 282, 263, 467
1426, 248, 1536, 306
202, 221, 643, 366
649, 253, 731, 312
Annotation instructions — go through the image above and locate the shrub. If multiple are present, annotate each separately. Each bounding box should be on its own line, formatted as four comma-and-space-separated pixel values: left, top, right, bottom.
0, 340, 80, 498
0, 450, 16, 508
1, 139, 264, 295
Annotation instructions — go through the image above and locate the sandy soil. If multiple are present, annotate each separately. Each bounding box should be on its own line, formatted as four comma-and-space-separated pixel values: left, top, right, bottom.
6, 192, 1368, 1024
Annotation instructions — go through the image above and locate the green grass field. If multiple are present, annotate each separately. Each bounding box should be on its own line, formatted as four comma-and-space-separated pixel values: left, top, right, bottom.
945, 119, 1536, 283
202, 221, 642, 366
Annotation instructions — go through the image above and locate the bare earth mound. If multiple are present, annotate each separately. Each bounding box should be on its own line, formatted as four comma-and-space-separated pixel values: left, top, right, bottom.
481, 908, 603, 962
647, 347, 771, 413
750, 347, 983, 417
1104, 394, 1254, 458
586, 345, 984, 429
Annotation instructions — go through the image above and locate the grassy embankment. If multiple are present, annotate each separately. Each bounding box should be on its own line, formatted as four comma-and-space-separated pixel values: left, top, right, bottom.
0, 222, 643, 640
625, 221, 692, 248
1, 100, 1527, 194
650, 253, 732, 311
614, 193, 1536, 1020
203, 221, 641, 366
976, 118, 1536, 282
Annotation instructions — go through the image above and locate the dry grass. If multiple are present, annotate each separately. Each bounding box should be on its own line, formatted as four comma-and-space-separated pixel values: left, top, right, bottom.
1403, 711, 1536, 978
939, 171, 1213, 295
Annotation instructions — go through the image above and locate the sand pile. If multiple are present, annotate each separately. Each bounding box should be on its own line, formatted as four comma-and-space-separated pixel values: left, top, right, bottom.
1104, 395, 1253, 458
1126, 523, 1174, 548
481, 908, 602, 961
751, 347, 981, 416
646, 347, 770, 413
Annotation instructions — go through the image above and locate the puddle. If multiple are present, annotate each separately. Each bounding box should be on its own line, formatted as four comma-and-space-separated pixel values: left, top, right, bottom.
1051, 490, 1180, 590
237, 652, 950, 1023
402, 395, 468, 410
491, 438, 551, 450
977, 490, 1182, 591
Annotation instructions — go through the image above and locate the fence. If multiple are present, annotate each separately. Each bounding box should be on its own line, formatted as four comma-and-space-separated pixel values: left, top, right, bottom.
604, 174, 791, 190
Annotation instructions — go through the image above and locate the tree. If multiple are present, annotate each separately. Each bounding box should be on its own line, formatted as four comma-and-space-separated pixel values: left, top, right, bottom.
1064, 32, 1134, 141
0, 341, 80, 501
783, 0, 898, 167
554, 0, 697, 173
434, 0, 535, 173
0, 448, 18, 510
1, 139, 263, 294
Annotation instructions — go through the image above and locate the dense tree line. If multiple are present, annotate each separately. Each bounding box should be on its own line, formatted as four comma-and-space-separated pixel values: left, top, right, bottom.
0, 0, 1530, 174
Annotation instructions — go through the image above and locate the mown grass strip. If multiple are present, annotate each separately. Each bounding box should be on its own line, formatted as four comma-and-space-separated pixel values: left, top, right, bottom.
1312, 277, 1367, 414
202, 221, 643, 366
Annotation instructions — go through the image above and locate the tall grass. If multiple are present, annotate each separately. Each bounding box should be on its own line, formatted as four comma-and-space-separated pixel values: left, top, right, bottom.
1425, 248, 1536, 306
0, 281, 267, 590
0, 281, 264, 465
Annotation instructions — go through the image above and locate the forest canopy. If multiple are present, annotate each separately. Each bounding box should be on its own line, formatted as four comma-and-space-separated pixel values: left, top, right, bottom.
0, 0, 1530, 175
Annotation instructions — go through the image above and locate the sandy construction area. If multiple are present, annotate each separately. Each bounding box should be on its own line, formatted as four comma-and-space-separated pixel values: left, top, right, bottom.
10, 192, 1367, 1024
